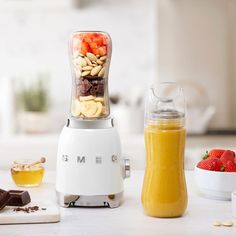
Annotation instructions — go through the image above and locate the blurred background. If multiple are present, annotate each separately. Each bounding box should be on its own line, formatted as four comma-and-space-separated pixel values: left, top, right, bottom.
0, 0, 235, 170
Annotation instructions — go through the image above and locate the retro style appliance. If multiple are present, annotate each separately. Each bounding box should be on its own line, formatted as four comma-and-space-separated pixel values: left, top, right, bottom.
56, 31, 130, 208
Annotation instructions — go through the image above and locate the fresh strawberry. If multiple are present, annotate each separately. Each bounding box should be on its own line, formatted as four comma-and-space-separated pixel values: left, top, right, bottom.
208, 149, 225, 158
220, 150, 235, 166
197, 157, 223, 171
224, 160, 236, 172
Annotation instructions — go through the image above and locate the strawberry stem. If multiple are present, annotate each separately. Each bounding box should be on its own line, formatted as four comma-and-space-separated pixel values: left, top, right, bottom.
203, 151, 209, 160
220, 166, 225, 172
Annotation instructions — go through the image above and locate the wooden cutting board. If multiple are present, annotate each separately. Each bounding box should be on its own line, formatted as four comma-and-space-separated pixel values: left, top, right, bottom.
0, 201, 60, 224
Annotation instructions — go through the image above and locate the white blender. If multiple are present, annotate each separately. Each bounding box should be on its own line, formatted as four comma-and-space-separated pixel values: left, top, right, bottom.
56, 31, 130, 208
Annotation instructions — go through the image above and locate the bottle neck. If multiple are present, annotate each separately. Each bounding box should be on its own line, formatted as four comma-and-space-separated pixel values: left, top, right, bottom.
145, 117, 185, 130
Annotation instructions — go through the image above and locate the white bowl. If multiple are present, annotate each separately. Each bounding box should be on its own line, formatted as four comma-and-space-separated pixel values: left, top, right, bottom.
231, 191, 236, 218
195, 166, 236, 201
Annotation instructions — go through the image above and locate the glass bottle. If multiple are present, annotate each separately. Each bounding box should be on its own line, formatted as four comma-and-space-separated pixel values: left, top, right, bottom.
141, 82, 188, 217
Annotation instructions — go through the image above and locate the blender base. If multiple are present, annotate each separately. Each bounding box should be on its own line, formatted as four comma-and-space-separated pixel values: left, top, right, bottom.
57, 191, 123, 208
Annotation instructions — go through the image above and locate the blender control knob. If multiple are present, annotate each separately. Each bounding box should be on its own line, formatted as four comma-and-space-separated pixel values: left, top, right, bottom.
123, 158, 130, 179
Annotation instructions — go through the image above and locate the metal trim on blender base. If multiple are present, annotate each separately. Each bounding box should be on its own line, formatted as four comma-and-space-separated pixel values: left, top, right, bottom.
67, 116, 114, 129
57, 192, 123, 208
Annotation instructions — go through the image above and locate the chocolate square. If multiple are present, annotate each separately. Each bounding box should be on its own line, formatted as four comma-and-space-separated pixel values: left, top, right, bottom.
0, 189, 11, 210
7, 190, 31, 206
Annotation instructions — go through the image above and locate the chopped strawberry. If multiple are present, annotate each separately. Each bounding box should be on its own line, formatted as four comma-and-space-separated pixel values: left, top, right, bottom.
208, 149, 225, 158
197, 157, 223, 171
91, 48, 100, 55
92, 35, 103, 46
220, 150, 235, 166
84, 36, 92, 44
98, 46, 107, 56
79, 42, 90, 55
90, 42, 98, 49
76, 32, 108, 56
224, 160, 236, 172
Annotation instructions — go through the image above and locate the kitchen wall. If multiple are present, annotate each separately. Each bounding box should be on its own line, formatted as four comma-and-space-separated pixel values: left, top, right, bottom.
0, 0, 236, 170
1, 0, 235, 134
229, 0, 236, 127
157, 0, 236, 129
0, 0, 157, 132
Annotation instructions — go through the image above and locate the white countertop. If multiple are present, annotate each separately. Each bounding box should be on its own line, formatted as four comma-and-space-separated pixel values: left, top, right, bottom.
0, 170, 236, 236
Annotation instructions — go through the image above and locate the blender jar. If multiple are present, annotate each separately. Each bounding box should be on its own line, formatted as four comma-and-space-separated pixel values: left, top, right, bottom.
70, 31, 111, 119
141, 82, 188, 218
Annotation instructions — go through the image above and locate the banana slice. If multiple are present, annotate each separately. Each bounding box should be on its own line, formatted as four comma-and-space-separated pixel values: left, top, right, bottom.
71, 99, 81, 117
94, 97, 104, 102
81, 101, 98, 117
80, 95, 95, 101
91, 102, 103, 117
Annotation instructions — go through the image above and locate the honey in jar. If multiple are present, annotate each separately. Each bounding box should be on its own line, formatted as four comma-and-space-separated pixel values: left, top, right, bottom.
11, 159, 45, 187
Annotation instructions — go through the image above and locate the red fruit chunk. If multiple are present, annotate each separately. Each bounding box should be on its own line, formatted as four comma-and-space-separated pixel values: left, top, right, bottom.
224, 160, 236, 172
208, 149, 225, 158
90, 42, 98, 49
80, 42, 90, 55
91, 48, 100, 55
220, 150, 235, 166
197, 157, 223, 171
84, 36, 92, 44
98, 46, 107, 56
92, 35, 103, 46
76, 33, 108, 56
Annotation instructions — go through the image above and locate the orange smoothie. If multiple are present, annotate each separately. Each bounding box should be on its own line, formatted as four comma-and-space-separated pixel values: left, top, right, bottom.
142, 119, 187, 217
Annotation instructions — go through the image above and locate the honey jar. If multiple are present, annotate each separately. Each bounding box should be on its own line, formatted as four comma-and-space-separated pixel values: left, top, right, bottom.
11, 158, 45, 187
